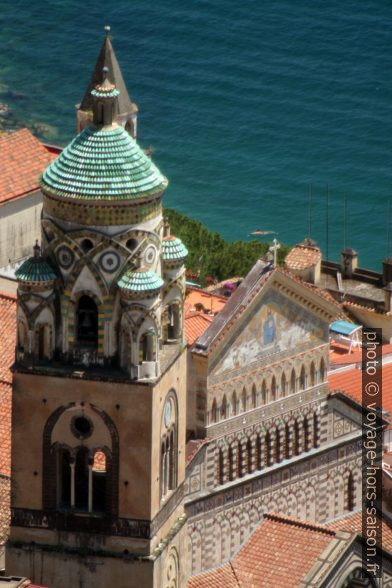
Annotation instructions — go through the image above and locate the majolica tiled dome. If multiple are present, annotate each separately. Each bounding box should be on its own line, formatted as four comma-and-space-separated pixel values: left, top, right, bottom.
41, 125, 168, 202
15, 257, 57, 284
162, 236, 188, 263
117, 268, 164, 293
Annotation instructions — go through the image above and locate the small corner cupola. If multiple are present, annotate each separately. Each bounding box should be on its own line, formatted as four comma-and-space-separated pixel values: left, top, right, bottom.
15, 240, 57, 285
91, 66, 120, 127
341, 247, 358, 278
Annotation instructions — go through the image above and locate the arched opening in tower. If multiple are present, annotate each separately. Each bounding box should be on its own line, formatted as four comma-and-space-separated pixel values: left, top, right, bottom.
76, 295, 98, 348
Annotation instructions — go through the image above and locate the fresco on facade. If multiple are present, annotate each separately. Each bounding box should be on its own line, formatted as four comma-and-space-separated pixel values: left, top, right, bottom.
214, 289, 326, 375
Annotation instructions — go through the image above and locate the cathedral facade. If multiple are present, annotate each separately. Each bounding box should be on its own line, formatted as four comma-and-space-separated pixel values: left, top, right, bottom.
5, 32, 376, 587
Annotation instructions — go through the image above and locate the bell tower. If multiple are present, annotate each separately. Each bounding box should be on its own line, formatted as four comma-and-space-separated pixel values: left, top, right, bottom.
7, 34, 188, 588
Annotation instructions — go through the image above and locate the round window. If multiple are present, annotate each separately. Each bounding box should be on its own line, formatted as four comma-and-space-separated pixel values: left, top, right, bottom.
71, 415, 93, 440
99, 250, 121, 273
57, 246, 74, 269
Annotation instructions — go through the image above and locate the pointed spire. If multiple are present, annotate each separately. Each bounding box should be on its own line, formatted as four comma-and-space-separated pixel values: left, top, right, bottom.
77, 27, 138, 135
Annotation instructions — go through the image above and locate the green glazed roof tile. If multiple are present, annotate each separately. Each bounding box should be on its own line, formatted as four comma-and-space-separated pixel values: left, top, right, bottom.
162, 236, 188, 261
117, 269, 164, 292
15, 257, 57, 283
41, 125, 168, 202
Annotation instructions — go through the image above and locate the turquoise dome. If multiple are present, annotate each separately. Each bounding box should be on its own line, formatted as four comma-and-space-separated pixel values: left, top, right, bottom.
162, 236, 188, 262
117, 269, 164, 292
41, 125, 168, 202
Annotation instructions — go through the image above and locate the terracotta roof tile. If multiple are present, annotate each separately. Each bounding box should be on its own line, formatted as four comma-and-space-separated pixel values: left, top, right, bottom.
330, 343, 392, 367
0, 293, 16, 384
285, 244, 322, 270
188, 513, 336, 587
185, 312, 214, 346
328, 362, 392, 417
328, 510, 392, 552
186, 439, 210, 466
185, 288, 227, 316
0, 129, 57, 204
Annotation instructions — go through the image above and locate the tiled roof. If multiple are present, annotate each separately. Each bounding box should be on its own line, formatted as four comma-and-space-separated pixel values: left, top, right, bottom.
117, 268, 164, 292
330, 342, 392, 367
41, 125, 167, 202
185, 288, 227, 316
189, 513, 336, 588
186, 438, 210, 466
0, 293, 15, 546
285, 244, 322, 270
162, 235, 188, 262
189, 564, 239, 587
185, 312, 214, 346
328, 510, 392, 552
329, 363, 392, 417
15, 257, 57, 283
0, 293, 16, 385
0, 128, 57, 204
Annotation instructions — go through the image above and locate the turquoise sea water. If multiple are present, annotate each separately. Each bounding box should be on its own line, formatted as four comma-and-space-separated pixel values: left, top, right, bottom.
1, 0, 392, 269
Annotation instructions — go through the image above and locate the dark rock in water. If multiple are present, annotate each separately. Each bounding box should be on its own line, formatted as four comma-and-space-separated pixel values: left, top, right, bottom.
0, 89, 27, 101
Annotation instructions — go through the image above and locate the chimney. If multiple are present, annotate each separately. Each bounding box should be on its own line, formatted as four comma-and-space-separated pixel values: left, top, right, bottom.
341, 248, 358, 278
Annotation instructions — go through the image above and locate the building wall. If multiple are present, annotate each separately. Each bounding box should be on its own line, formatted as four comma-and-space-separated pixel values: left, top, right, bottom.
0, 192, 42, 267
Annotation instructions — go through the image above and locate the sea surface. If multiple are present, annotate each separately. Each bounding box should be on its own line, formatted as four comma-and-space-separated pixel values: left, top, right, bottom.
1, 0, 392, 269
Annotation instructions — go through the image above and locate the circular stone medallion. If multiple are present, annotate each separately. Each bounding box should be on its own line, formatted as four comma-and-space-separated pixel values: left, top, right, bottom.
144, 245, 157, 266
56, 245, 74, 269
99, 250, 121, 273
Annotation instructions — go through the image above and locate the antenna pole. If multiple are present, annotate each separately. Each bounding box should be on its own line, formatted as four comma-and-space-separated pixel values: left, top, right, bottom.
344, 193, 348, 251
308, 184, 313, 239
326, 184, 330, 261
388, 199, 392, 258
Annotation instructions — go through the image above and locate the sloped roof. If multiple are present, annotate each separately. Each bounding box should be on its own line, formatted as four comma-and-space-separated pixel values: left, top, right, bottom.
162, 236, 188, 262
185, 288, 227, 316
79, 34, 137, 117
285, 243, 322, 270
188, 513, 337, 588
0, 129, 57, 204
329, 363, 392, 417
0, 293, 15, 547
185, 312, 214, 346
41, 125, 168, 202
194, 263, 343, 356
329, 510, 392, 552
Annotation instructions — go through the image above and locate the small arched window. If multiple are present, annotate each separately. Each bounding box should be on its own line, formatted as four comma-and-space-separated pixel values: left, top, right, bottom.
237, 441, 243, 478
313, 413, 319, 448
167, 303, 181, 341
271, 376, 277, 401
160, 392, 178, 500
77, 295, 98, 348
303, 417, 310, 452
310, 361, 316, 387
290, 368, 296, 394
281, 373, 286, 397
211, 398, 218, 424
139, 329, 156, 363
241, 388, 247, 412
216, 448, 224, 485
320, 358, 326, 382
81, 238, 94, 253
255, 435, 262, 470
231, 391, 237, 416
221, 395, 228, 420
228, 446, 235, 481
347, 472, 355, 512
261, 380, 267, 405
251, 384, 257, 409
300, 365, 306, 390
246, 438, 252, 474
264, 431, 272, 467
293, 420, 300, 456
283, 423, 290, 460
92, 450, 107, 513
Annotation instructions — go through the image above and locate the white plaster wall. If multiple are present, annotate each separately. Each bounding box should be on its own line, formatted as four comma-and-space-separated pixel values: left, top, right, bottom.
0, 191, 43, 266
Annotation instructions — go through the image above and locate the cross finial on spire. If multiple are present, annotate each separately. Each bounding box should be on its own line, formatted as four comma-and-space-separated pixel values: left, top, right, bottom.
33, 239, 41, 259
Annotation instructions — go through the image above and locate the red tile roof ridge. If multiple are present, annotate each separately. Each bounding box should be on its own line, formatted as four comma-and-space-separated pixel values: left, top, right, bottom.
264, 512, 337, 536
0, 291, 17, 302
279, 267, 344, 311
186, 286, 228, 303
186, 438, 210, 466
344, 300, 388, 315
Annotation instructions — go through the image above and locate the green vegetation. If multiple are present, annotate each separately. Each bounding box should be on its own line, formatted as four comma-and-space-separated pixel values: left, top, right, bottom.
165, 208, 290, 286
